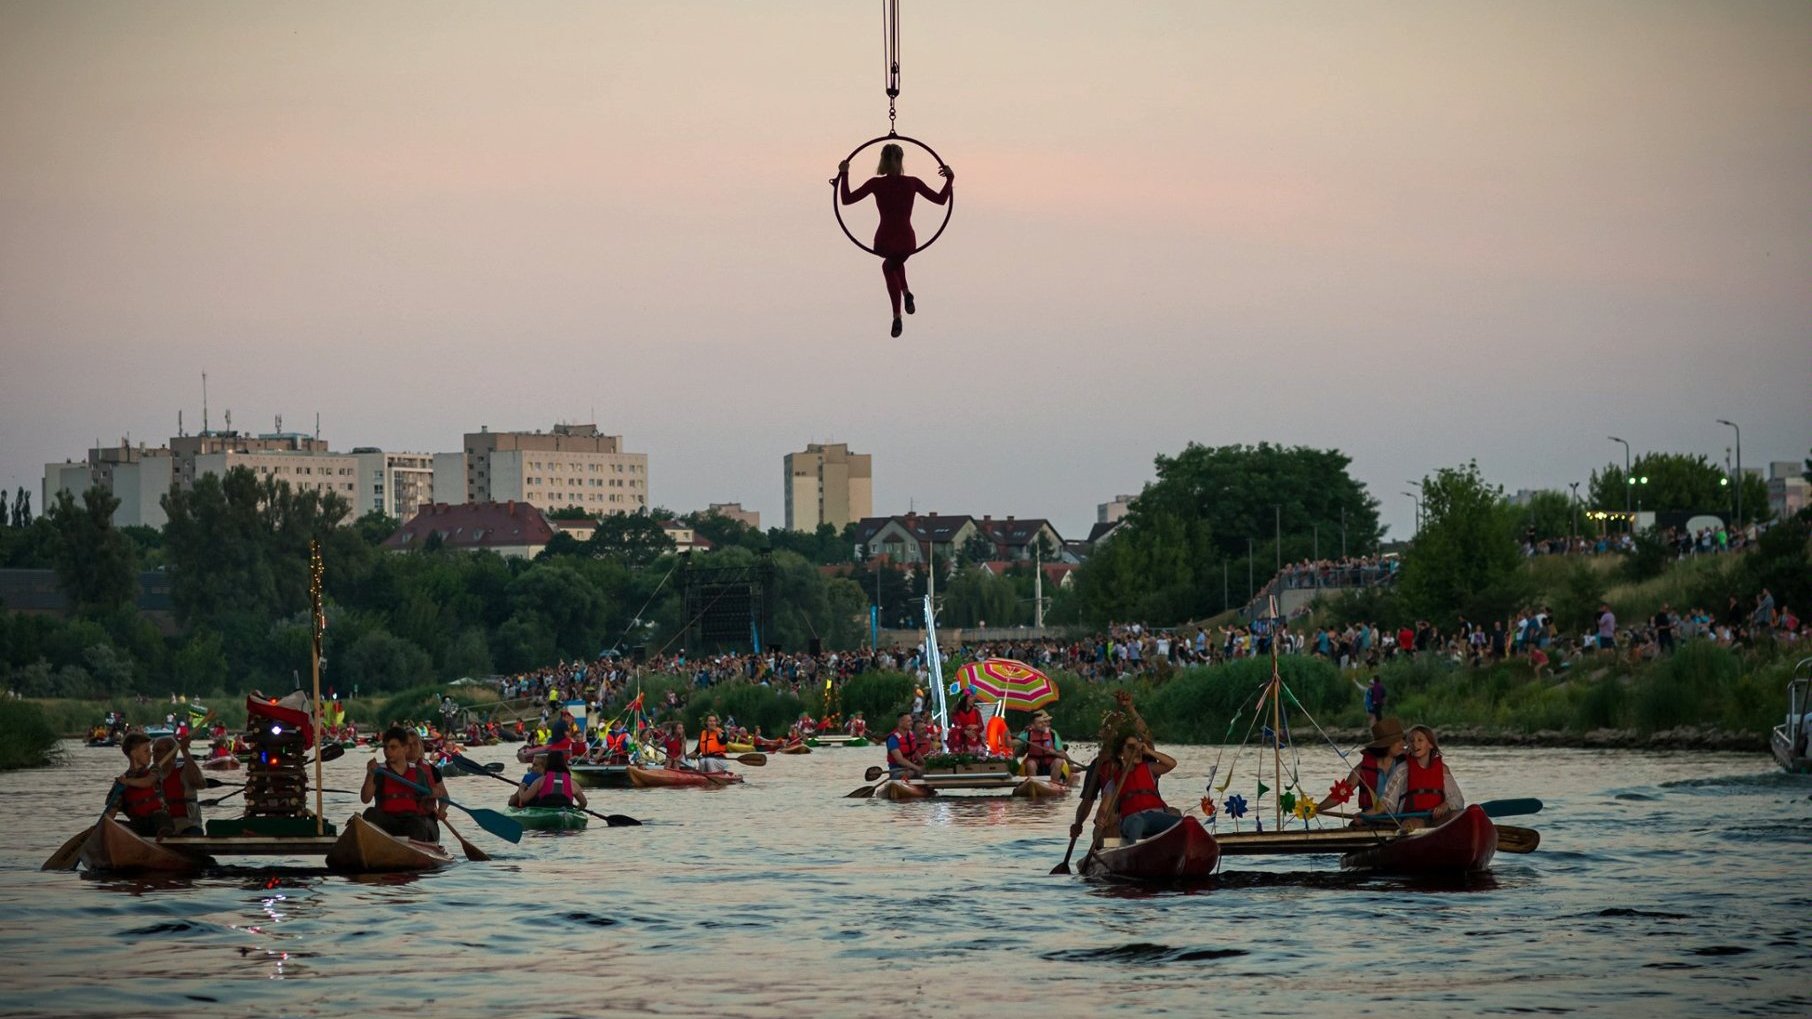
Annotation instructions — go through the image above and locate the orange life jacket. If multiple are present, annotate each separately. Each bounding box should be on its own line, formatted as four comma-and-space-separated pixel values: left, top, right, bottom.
1115, 761, 1166, 817
1024, 728, 1058, 759
1403, 755, 1447, 813
697, 730, 727, 757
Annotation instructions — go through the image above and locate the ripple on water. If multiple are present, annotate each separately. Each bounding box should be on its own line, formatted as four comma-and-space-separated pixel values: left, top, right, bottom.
1041, 942, 1250, 964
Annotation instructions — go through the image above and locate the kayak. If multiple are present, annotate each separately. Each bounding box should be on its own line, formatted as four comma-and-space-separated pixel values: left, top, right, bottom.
570, 764, 634, 788
324, 814, 454, 872
78, 819, 213, 873
626, 765, 743, 788
778, 743, 812, 755
1081, 815, 1220, 882
1340, 804, 1497, 875
726, 742, 756, 753
200, 756, 241, 772
507, 805, 589, 831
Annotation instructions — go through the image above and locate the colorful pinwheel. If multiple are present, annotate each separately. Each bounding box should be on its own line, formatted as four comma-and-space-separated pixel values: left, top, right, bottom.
1293, 797, 1318, 821
1279, 790, 1297, 814
1225, 794, 1248, 819
1327, 778, 1356, 805
1199, 795, 1216, 819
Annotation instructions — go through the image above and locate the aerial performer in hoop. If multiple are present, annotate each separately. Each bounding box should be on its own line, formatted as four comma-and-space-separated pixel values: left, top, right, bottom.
831, 0, 956, 338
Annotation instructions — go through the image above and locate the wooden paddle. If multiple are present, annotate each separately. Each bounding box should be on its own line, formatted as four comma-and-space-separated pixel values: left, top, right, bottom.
450, 755, 644, 827
846, 765, 895, 798
371, 764, 523, 844
1495, 824, 1540, 854
439, 817, 490, 861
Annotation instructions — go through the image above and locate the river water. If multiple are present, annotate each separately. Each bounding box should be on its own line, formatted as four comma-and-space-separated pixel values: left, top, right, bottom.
0, 740, 1805, 1018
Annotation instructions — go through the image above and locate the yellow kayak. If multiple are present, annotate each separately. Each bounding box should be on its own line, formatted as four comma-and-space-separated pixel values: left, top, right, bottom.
726, 742, 755, 754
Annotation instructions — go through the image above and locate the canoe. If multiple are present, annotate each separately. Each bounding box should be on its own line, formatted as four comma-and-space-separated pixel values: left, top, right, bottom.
200, 756, 241, 772
1081, 815, 1220, 882
1011, 777, 1070, 799
507, 805, 589, 831
1340, 804, 1497, 875
79, 819, 214, 873
570, 764, 634, 788
778, 743, 812, 755
324, 814, 455, 872
626, 765, 743, 788
878, 779, 935, 800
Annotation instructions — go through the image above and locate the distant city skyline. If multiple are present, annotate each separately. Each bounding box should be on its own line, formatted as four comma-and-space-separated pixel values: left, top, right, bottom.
3, 3, 1807, 542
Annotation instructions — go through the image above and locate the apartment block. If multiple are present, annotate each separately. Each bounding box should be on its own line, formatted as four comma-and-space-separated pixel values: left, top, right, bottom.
784, 442, 872, 532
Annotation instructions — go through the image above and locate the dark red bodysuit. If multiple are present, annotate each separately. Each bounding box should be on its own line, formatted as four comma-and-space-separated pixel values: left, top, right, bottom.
840, 173, 951, 317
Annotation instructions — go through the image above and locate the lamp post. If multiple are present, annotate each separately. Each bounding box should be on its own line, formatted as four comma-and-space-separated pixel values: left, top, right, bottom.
1403, 492, 1421, 538
1717, 419, 1742, 525
1568, 481, 1581, 542
1608, 436, 1631, 530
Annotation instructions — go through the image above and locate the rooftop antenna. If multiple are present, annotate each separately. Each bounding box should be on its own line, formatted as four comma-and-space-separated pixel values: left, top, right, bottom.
275, 413, 283, 434
178, 410, 184, 437
314, 412, 320, 441
201, 372, 209, 434
224, 408, 232, 433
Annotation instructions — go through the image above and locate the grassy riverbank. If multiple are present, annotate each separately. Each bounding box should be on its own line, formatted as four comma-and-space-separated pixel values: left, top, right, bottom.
0, 701, 62, 770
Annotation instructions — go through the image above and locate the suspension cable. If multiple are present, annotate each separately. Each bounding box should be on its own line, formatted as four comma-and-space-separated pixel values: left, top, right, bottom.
881, 0, 901, 131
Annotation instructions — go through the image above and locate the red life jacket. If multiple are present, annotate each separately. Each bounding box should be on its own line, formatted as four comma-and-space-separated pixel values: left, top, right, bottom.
850, 720, 867, 736
120, 771, 165, 818
1403, 755, 1447, 813
1025, 728, 1057, 759
1116, 761, 1166, 817
889, 730, 918, 766
161, 769, 194, 820
375, 764, 431, 816
607, 732, 629, 754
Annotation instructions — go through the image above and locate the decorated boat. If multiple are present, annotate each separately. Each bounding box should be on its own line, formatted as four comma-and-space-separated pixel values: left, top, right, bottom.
507, 805, 589, 831
1338, 805, 1497, 875
626, 765, 743, 788
1082, 816, 1220, 882
78, 819, 214, 873
324, 814, 454, 871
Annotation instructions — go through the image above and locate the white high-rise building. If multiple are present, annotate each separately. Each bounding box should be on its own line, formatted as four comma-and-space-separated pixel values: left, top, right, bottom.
352, 449, 435, 521
447, 423, 649, 515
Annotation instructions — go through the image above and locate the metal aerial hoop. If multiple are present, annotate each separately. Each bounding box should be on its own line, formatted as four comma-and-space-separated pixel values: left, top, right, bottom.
829, 0, 954, 258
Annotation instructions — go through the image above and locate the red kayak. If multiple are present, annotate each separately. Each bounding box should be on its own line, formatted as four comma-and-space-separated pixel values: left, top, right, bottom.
626, 765, 743, 788
1081, 815, 1220, 882
1340, 804, 1497, 875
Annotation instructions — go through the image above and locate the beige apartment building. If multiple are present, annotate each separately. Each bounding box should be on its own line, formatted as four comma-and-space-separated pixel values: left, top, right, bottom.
784, 442, 872, 532
44, 429, 357, 529
353, 449, 435, 521
449, 423, 649, 515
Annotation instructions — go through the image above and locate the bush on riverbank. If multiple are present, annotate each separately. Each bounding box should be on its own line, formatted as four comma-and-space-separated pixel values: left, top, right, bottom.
0, 701, 62, 770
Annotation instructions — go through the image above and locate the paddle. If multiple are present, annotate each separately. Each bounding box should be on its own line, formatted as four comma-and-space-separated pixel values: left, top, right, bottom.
1346, 797, 1543, 823
845, 765, 897, 798
1495, 824, 1540, 854
1050, 826, 1083, 876
439, 817, 490, 861
449, 755, 644, 827
369, 763, 523, 844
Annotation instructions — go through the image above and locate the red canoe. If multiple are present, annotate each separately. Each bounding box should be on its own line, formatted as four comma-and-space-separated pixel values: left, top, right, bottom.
1081, 815, 1220, 882
626, 765, 744, 788
1340, 804, 1497, 875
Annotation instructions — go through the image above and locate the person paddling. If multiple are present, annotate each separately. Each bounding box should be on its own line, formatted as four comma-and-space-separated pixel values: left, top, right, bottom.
518, 750, 587, 810
1318, 716, 1405, 819
111, 733, 173, 838
151, 735, 205, 836
695, 714, 731, 774
1373, 724, 1465, 829
885, 712, 924, 780
360, 725, 445, 843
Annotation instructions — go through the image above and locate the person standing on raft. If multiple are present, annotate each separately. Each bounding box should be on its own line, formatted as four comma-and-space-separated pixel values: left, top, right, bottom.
837, 143, 952, 337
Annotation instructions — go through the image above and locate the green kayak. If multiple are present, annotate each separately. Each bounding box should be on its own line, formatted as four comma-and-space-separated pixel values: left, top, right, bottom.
507, 805, 589, 831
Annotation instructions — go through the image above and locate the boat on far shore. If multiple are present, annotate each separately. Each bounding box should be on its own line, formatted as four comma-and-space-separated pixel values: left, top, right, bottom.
1770, 662, 1812, 774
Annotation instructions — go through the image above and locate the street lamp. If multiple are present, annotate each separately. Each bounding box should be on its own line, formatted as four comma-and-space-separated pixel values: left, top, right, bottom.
1607, 436, 1631, 530
1402, 492, 1421, 538
1568, 481, 1581, 542
1717, 419, 1742, 525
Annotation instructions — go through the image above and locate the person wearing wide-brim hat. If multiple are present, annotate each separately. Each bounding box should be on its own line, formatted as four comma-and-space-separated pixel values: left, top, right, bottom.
1013, 709, 1078, 781
1317, 716, 1406, 818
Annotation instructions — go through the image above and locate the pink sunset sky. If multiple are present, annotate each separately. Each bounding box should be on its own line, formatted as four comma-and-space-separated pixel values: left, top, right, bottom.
2, 1, 1807, 540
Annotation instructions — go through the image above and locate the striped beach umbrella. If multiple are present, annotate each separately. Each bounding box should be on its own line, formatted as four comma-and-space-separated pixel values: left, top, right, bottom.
956, 658, 1059, 711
